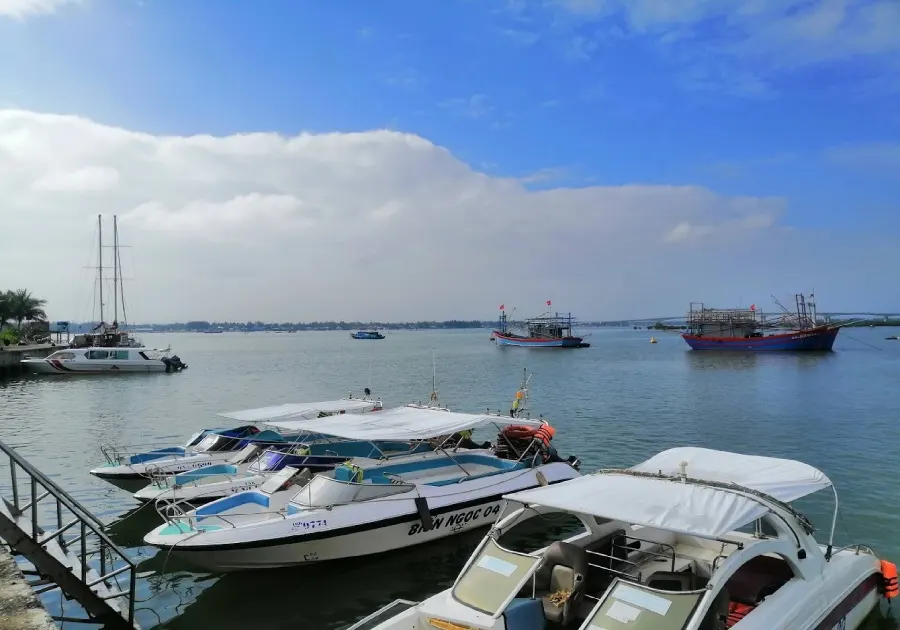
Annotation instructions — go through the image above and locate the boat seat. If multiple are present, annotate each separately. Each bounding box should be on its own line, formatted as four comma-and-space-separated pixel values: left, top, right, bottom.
503, 598, 546, 630
583, 528, 627, 591
724, 555, 794, 605
533, 541, 588, 626
646, 570, 695, 591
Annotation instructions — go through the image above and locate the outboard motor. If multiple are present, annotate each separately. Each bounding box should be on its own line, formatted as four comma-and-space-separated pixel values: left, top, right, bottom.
162, 355, 188, 372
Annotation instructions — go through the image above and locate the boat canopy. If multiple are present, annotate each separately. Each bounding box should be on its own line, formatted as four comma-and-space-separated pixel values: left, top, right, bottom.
504, 448, 832, 540
630, 447, 832, 502
216, 399, 378, 423
266, 405, 545, 441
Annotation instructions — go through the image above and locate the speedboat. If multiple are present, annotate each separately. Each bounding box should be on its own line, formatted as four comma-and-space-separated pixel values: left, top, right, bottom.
133, 437, 437, 504
89, 396, 382, 492
351, 447, 897, 630
21, 345, 187, 374
143, 405, 582, 571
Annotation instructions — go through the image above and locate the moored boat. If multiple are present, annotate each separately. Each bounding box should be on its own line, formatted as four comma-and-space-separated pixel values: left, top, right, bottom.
353, 446, 896, 630
143, 405, 582, 571
89, 396, 382, 492
133, 437, 436, 504
491, 305, 589, 348
352, 330, 385, 339
682, 293, 840, 351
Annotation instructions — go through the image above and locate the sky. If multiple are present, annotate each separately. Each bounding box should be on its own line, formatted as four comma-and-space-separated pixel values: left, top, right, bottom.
0, 0, 898, 322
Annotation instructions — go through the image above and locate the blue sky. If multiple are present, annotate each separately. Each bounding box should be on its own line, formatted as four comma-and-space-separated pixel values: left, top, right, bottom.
0, 0, 898, 320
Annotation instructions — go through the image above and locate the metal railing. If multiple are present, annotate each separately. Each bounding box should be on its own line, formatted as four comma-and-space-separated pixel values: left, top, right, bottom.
0, 438, 138, 628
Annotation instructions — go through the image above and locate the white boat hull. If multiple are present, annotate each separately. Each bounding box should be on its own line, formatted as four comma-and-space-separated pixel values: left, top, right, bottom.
134, 472, 267, 504
21, 358, 169, 374
146, 461, 580, 572
90, 452, 228, 490
163, 496, 513, 571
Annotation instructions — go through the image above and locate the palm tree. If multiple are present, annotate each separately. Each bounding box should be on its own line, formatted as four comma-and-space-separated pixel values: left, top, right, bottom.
8, 289, 47, 331
0, 290, 11, 330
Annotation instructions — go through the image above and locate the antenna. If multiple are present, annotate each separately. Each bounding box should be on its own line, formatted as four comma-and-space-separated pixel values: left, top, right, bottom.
429, 349, 438, 406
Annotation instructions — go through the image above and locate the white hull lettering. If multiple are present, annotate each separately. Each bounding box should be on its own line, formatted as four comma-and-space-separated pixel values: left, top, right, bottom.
408, 503, 502, 536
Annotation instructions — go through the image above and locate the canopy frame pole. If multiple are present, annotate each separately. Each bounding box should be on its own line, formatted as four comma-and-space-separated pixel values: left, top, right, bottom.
825, 486, 839, 560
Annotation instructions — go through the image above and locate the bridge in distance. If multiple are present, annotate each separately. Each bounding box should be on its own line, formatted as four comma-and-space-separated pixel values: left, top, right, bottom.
588, 312, 900, 326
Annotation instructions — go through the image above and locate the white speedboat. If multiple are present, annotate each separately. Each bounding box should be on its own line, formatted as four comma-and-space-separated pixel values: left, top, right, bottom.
352, 447, 896, 630
143, 405, 582, 571
21, 344, 187, 374
89, 396, 382, 492
133, 437, 436, 504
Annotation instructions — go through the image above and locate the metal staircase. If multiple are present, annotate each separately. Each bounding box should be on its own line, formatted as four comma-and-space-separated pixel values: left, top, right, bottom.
0, 438, 138, 628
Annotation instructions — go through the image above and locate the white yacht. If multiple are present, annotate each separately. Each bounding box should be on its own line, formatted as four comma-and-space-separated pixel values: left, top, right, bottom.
351, 447, 895, 630
22, 214, 187, 375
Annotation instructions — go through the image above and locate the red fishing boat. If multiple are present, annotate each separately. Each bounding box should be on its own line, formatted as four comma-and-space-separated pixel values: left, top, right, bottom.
682, 293, 840, 351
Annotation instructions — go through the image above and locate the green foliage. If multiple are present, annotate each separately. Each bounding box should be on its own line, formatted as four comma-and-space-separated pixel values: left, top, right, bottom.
0, 289, 47, 330
0, 327, 18, 346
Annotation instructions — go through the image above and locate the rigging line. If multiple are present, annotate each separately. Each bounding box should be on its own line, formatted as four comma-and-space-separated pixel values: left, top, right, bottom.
839, 331, 885, 352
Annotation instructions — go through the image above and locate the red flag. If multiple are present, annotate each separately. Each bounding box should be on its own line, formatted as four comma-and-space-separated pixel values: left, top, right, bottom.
499, 304, 505, 310
546, 300, 552, 306
750, 304, 756, 311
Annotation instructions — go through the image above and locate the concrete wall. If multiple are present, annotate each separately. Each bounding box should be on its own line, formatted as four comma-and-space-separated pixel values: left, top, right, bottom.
0, 344, 67, 378
0, 546, 56, 630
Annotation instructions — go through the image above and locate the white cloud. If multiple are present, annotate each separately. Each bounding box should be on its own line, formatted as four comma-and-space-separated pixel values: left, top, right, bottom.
0, 0, 77, 18
0, 108, 894, 322
32, 165, 119, 192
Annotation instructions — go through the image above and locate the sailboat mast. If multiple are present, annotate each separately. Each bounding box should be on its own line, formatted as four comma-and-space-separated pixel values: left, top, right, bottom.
97, 214, 104, 324
112, 215, 118, 324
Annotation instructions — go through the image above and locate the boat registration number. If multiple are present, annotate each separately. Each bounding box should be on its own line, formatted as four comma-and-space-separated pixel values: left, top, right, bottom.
291, 519, 327, 531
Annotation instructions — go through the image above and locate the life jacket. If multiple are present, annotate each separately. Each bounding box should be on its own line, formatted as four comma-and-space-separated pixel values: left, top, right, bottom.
533, 423, 555, 447
726, 601, 754, 627
882, 560, 898, 599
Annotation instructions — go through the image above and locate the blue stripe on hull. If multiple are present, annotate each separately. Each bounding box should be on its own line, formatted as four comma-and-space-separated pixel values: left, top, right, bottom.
683, 329, 838, 351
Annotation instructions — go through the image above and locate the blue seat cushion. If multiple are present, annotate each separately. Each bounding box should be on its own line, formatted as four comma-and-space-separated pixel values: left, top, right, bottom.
503, 598, 545, 630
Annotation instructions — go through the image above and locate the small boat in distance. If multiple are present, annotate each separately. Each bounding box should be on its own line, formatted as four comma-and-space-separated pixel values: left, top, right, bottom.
491, 304, 589, 348
682, 293, 840, 351
351, 330, 385, 340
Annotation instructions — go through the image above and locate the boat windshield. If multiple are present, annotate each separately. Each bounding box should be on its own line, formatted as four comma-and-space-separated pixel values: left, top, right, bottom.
193, 434, 237, 453
250, 450, 288, 473
451, 537, 541, 616
579, 580, 703, 630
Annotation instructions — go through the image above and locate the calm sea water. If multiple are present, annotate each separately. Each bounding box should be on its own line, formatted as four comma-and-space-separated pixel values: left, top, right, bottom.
1, 327, 899, 629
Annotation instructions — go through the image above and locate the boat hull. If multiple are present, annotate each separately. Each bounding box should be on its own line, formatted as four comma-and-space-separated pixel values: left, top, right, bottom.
492, 332, 585, 348
682, 327, 839, 351
21, 358, 169, 374
144, 462, 581, 571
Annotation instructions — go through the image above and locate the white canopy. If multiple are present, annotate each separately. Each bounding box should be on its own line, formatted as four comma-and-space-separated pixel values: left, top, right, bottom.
505, 473, 771, 539
266, 405, 545, 441
630, 447, 832, 503
504, 448, 832, 539
216, 398, 378, 423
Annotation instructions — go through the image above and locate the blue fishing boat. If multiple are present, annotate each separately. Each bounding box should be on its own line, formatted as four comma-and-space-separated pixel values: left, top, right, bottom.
682, 293, 840, 351
350, 330, 385, 340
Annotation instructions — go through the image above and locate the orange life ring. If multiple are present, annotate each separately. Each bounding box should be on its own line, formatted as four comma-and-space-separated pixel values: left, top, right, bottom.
502, 425, 537, 440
